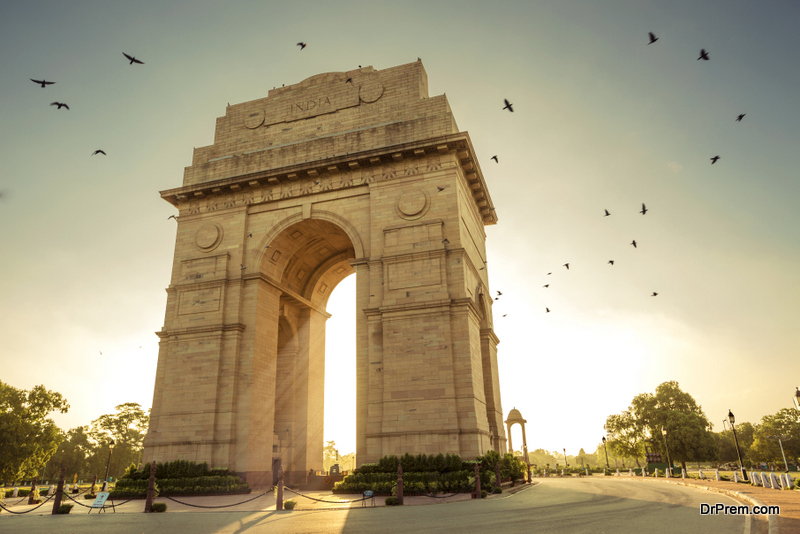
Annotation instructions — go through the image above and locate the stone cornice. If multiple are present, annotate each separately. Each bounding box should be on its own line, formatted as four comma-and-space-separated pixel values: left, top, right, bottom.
160, 132, 497, 225
156, 323, 245, 338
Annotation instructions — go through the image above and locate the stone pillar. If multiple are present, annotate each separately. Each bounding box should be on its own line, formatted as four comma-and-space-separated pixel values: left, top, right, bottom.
276, 466, 284, 510
715, 468, 721, 481
397, 465, 404, 505
144, 461, 157, 513
473, 463, 480, 499
28, 477, 38, 505
682, 468, 686, 479
51, 465, 66, 514
12, 487, 18, 498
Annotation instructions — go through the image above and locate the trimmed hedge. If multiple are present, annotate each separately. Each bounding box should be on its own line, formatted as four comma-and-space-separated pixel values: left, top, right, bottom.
114, 460, 249, 498
332, 470, 472, 495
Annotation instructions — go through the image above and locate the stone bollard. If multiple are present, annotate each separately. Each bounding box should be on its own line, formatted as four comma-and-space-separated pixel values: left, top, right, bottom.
629, 468, 633, 477
11, 487, 18, 498
654, 469, 658, 478
616, 468, 620, 477
561, 469, 565, 477
473, 463, 480, 500
770, 473, 781, 490
28, 477, 38, 505
495, 462, 501, 490
397, 465, 404, 505
682, 468, 687, 479
144, 461, 157, 513
665, 467, 670, 478
90, 475, 97, 496
102, 480, 109, 492
51, 465, 66, 515
786, 472, 794, 488
750, 472, 758, 486
276, 466, 285, 510
761, 472, 771, 488
715, 469, 721, 481
734, 471, 740, 483
641, 467, 646, 478
698, 469, 704, 480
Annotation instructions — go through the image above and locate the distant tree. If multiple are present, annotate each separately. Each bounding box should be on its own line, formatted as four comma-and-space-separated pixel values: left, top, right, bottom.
323, 440, 340, 472
0, 381, 69, 483
44, 426, 94, 480
605, 410, 645, 467
749, 409, 800, 467
87, 403, 149, 479
626, 381, 718, 471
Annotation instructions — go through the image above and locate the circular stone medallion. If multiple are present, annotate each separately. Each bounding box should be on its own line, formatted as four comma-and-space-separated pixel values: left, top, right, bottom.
195, 223, 223, 252
396, 189, 430, 220
359, 79, 384, 104
243, 109, 265, 129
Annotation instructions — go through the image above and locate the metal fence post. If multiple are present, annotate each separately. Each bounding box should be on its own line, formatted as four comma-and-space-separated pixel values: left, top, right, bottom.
276, 467, 284, 510
51, 465, 66, 514
144, 461, 157, 513
397, 465, 404, 505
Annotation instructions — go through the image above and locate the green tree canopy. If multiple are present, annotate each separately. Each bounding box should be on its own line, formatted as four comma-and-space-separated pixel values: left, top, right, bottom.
86, 402, 149, 479
605, 410, 645, 467
0, 381, 69, 482
749, 409, 800, 467
614, 381, 718, 470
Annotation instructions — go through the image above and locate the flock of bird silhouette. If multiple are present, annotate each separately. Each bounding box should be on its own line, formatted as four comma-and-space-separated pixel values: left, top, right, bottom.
491, 33, 745, 314
29, 38, 744, 315
30, 52, 145, 156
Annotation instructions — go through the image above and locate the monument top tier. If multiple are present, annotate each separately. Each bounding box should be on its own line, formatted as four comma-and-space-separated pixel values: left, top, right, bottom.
168, 60, 496, 225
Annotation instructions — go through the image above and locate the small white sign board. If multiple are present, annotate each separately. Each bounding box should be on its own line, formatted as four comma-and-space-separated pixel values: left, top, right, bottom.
91, 492, 110, 508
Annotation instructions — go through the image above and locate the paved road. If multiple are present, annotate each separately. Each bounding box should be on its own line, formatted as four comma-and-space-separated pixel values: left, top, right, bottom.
0, 478, 762, 534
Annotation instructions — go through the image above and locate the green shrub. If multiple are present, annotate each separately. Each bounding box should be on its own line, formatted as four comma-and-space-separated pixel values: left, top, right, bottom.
57, 504, 73, 514
84, 494, 97, 500
284, 500, 297, 510
150, 502, 167, 513
385, 497, 399, 506
480, 490, 487, 498
492, 487, 502, 494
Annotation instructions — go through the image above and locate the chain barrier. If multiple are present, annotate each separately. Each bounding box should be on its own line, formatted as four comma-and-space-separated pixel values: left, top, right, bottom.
0, 494, 55, 515
283, 487, 371, 504
62, 491, 136, 509
420, 481, 476, 499
157, 488, 274, 509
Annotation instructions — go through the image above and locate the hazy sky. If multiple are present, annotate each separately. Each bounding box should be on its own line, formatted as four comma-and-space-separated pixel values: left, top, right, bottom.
2, 0, 798, 458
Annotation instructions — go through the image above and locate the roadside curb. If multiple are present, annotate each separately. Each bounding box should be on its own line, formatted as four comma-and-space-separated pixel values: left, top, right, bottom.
617, 476, 776, 534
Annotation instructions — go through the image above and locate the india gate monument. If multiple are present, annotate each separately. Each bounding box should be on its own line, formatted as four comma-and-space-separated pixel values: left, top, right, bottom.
143, 60, 506, 488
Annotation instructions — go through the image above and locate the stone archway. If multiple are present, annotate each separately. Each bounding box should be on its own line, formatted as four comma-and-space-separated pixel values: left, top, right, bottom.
143, 60, 506, 488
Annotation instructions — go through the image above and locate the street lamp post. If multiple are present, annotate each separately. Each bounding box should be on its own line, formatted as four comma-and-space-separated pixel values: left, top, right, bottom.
103, 439, 115, 491
563, 448, 568, 470
727, 410, 748, 482
601, 436, 610, 470
793, 387, 800, 411
767, 435, 792, 472
661, 426, 673, 474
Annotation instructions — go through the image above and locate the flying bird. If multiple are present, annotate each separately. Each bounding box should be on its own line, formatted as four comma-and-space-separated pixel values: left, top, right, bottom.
604, 209, 610, 217
640, 203, 648, 215
497, 291, 502, 296
648, 32, 659, 45
736, 114, 745, 122
345, 78, 352, 84
50, 102, 69, 109
710, 155, 720, 164
631, 240, 637, 248
502, 99, 514, 112
545, 308, 550, 313
168, 215, 177, 220
479, 267, 485, 270
297, 42, 307, 50
442, 238, 450, 244
30, 78, 55, 88
240, 264, 247, 270
651, 292, 658, 297
502, 314, 507, 317
247, 233, 253, 238
491, 155, 499, 163
608, 260, 614, 265
437, 186, 446, 192
563, 263, 570, 270
697, 49, 710, 61
123, 52, 144, 65
91, 150, 106, 156
547, 272, 552, 275
543, 284, 549, 288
